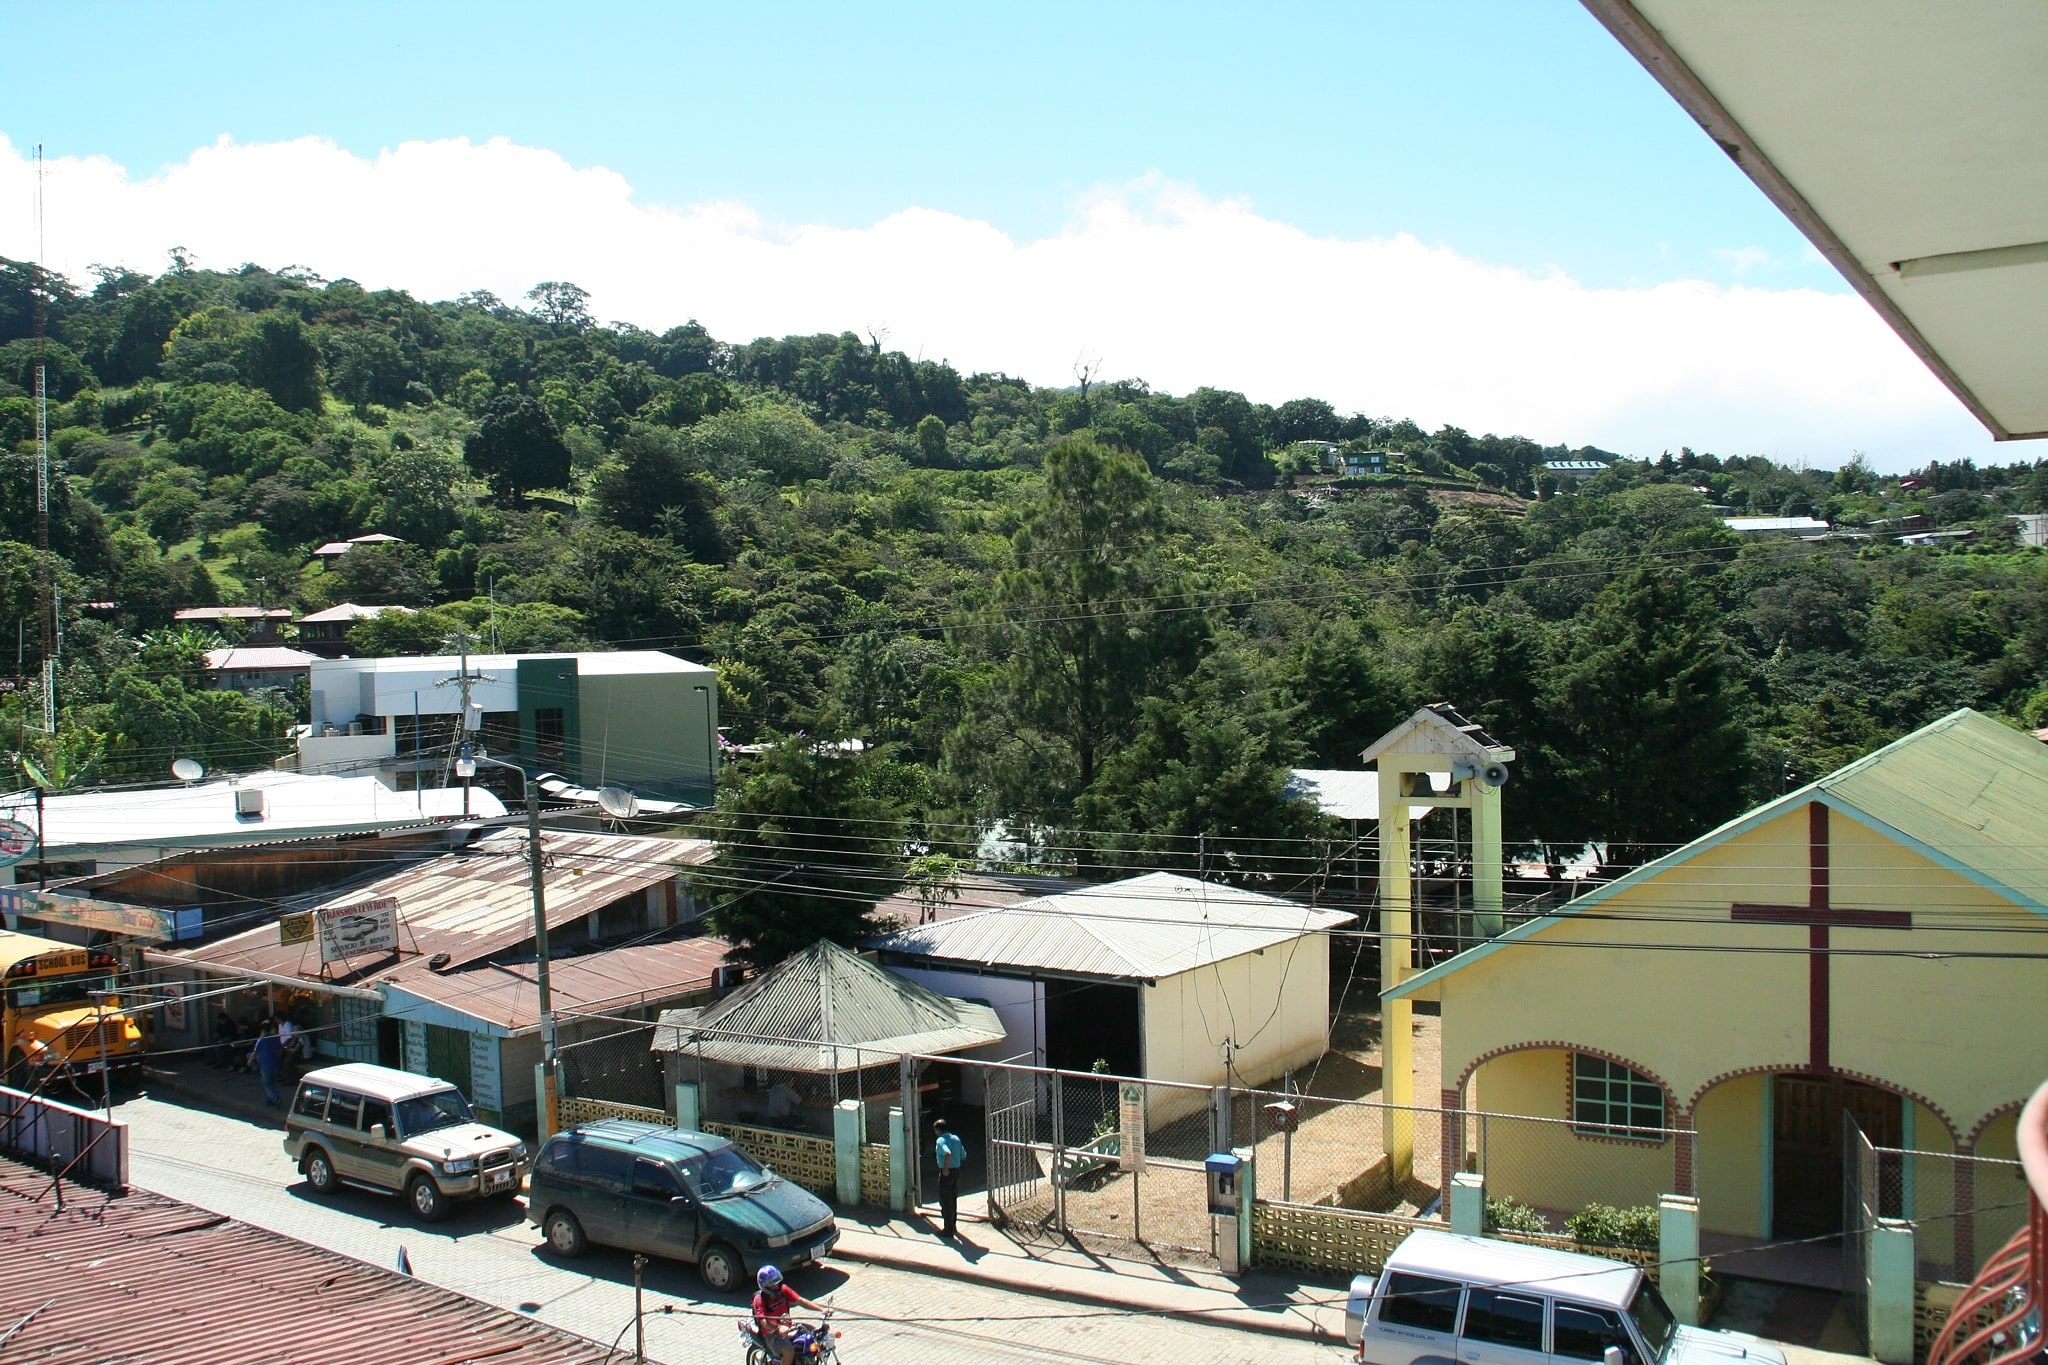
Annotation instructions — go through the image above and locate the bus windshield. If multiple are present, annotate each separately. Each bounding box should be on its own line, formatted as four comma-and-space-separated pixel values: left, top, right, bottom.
5, 971, 116, 1012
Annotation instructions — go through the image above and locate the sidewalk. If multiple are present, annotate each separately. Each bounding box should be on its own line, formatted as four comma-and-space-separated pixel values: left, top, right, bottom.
828, 1206, 1351, 1345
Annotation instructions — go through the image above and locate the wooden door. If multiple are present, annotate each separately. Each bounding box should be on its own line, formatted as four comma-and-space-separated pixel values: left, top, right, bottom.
1773, 1074, 1902, 1238
425, 1023, 475, 1095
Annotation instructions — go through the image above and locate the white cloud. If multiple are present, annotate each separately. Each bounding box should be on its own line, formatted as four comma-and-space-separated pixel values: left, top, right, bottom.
0, 133, 1994, 471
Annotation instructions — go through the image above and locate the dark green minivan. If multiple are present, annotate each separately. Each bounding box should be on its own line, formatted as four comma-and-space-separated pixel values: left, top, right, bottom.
526, 1119, 838, 1292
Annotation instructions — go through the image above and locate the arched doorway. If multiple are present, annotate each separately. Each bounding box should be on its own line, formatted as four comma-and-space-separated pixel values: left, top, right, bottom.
1770, 1073, 1901, 1238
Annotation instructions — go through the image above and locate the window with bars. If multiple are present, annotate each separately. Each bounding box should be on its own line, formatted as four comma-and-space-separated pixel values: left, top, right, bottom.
1572, 1054, 1665, 1139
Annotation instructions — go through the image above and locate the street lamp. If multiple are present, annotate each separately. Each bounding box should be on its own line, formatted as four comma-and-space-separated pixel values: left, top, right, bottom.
457, 742, 559, 1138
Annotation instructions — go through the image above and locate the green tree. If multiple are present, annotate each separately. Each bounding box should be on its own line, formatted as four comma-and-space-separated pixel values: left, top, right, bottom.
591, 423, 722, 556
702, 736, 908, 967
1537, 571, 1752, 869
970, 437, 1203, 816
463, 393, 571, 504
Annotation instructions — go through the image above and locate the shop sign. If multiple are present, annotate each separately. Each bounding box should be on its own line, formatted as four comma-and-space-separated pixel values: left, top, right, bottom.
316, 896, 400, 964
0, 887, 184, 941
1118, 1082, 1147, 1172
162, 983, 187, 1032
0, 818, 34, 868
469, 1033, 502, 1113
278, 911, 315, 946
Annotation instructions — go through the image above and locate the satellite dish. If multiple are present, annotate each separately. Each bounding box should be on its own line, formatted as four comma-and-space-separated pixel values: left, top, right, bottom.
597, 786, 639, 820
172, 758, 205, 782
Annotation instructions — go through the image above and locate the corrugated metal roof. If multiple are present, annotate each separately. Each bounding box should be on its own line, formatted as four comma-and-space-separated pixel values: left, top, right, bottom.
296, 601, 413, 623
1818, 708, 2048, 911
869, 870, 1089, 926
0, 771, 506, 858
169, 831, 715, 986
0, 1156, 607, 1364
866, 871, 1355, 982
1284, 768, 1445, 822
384, 934, 734, 1033
651, 940, 1004, 1070
205, 646, 322, 669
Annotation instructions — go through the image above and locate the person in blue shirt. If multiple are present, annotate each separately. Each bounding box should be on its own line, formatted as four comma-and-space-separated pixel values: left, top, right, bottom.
248, 1022, 284, 1107
932, 1118, 966, 1238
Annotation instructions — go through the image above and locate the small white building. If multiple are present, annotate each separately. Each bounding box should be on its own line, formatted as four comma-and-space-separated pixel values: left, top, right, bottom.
301, 650, 719, 801
204, 645, 321, 694
0, 769, 502, 890
867, 872, 1352, 1114
1722, 515, 1831, 536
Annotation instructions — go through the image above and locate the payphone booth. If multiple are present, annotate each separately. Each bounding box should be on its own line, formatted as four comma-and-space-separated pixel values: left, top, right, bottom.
1206, 1151, 1242, 1273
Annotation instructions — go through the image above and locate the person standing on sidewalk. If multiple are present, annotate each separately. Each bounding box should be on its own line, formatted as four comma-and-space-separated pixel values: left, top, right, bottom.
933, 1118, 966, 1238
248, 1023, 284, 1108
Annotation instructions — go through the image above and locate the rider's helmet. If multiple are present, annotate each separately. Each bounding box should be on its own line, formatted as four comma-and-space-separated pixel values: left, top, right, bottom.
757, 1265, 784, 1291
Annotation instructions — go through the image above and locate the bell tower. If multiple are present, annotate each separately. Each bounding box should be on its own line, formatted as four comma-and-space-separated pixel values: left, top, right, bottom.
1360, 703, 1514, 1178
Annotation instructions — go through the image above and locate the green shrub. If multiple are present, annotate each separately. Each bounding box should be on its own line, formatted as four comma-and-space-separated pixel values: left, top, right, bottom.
1484, 1196, 1549, 1235
1564, 1203, 1660, 1251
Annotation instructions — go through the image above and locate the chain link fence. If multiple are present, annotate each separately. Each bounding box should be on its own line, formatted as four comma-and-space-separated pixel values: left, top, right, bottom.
1868, 1141, 2031, 1284
543, 1017, 1698, 1270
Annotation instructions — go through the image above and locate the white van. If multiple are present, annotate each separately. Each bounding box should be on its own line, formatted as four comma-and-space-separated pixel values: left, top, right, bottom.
1347, 1231, 1785, 1365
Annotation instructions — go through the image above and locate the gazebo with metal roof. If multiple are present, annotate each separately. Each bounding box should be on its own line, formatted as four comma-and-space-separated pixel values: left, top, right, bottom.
650, 939, 1004, 1136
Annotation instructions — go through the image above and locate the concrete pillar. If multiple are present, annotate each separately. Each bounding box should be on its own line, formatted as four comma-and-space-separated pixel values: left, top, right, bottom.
1868, 1217, 1916, 1365
1658, 1195, 1701, 1327
1378, 765, 1414, 1178
833, 1100, 861, 1206
1234, 1144, 1256, 1273
1451, 1171, 1486, 1237
888, 1106, 908, 1213
1470, 782, 1503, 939
674, 1080, 700, 1132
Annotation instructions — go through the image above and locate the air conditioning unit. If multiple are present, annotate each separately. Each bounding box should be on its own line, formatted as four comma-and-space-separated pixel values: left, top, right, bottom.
235, 788, 265, 819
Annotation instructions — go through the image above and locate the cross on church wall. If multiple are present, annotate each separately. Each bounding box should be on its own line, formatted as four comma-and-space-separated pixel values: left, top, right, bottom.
1730, 802, 1912, 1074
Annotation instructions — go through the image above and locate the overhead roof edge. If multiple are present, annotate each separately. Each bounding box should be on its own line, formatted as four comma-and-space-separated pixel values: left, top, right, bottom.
1577, 0, 2026, 442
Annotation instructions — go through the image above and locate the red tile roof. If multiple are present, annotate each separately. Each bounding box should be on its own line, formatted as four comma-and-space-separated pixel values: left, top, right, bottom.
0, 1157, 607, 1364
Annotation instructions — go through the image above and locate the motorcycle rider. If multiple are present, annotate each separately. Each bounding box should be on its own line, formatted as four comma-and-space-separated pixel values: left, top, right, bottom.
752, 1265, 828, 1365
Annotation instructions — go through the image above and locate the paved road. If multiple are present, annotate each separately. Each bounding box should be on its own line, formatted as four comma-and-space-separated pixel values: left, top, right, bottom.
111, 1091, 1346, 1365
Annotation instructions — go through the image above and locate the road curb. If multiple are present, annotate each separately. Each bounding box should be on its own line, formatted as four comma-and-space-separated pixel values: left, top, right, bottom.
828, 1234, 1340, 1345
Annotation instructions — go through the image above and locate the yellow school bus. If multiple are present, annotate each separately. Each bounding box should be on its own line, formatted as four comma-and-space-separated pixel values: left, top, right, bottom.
0, 928, 146, 1087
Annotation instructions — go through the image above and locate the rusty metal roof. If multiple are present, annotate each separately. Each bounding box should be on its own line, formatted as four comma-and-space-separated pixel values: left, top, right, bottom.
0, 1157, 607, 1364
383, 934, 736, 1033
166, 831, 715, 987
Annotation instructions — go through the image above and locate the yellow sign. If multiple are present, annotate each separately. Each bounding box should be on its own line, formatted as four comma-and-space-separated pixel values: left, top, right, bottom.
279, 911, 315, 946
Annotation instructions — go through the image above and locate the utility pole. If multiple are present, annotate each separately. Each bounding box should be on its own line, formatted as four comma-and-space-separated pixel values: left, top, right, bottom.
527, 778, 556, 1135
32, 144, 55, 736
436, 631, 494, 814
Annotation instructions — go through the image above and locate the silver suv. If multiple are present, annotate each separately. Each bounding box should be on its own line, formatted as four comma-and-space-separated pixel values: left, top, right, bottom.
282, 1062, 527, 1222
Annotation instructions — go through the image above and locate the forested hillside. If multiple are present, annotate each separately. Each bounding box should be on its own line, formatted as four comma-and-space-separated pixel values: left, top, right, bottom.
6, 257, 2048, 889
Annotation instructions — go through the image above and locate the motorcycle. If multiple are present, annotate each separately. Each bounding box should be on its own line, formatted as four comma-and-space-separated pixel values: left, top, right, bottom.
738, 1311, 841, 1364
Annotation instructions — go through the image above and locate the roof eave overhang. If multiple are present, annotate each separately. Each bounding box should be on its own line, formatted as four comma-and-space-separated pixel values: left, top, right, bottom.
1578, 0, 2040, 442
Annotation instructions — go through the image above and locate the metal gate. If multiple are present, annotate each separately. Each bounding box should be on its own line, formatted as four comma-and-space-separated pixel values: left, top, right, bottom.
1843, 1111, 1876, 1349
985, 1061, 1051, 1233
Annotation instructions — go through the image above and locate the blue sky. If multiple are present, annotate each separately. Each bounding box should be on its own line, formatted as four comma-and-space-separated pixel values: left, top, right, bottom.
13, 2, 1830, 291
0, 2, 1995, 467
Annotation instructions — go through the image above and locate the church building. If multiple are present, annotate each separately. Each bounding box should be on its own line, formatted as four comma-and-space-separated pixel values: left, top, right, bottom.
1384, 708, 2047, 1276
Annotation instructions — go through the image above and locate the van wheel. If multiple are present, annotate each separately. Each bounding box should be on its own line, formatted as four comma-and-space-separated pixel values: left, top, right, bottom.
544, 1208, 587, 1257
304, 1148, 339, 1195
698, 1241, 744, 1293
408, 1173, 448, 1223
